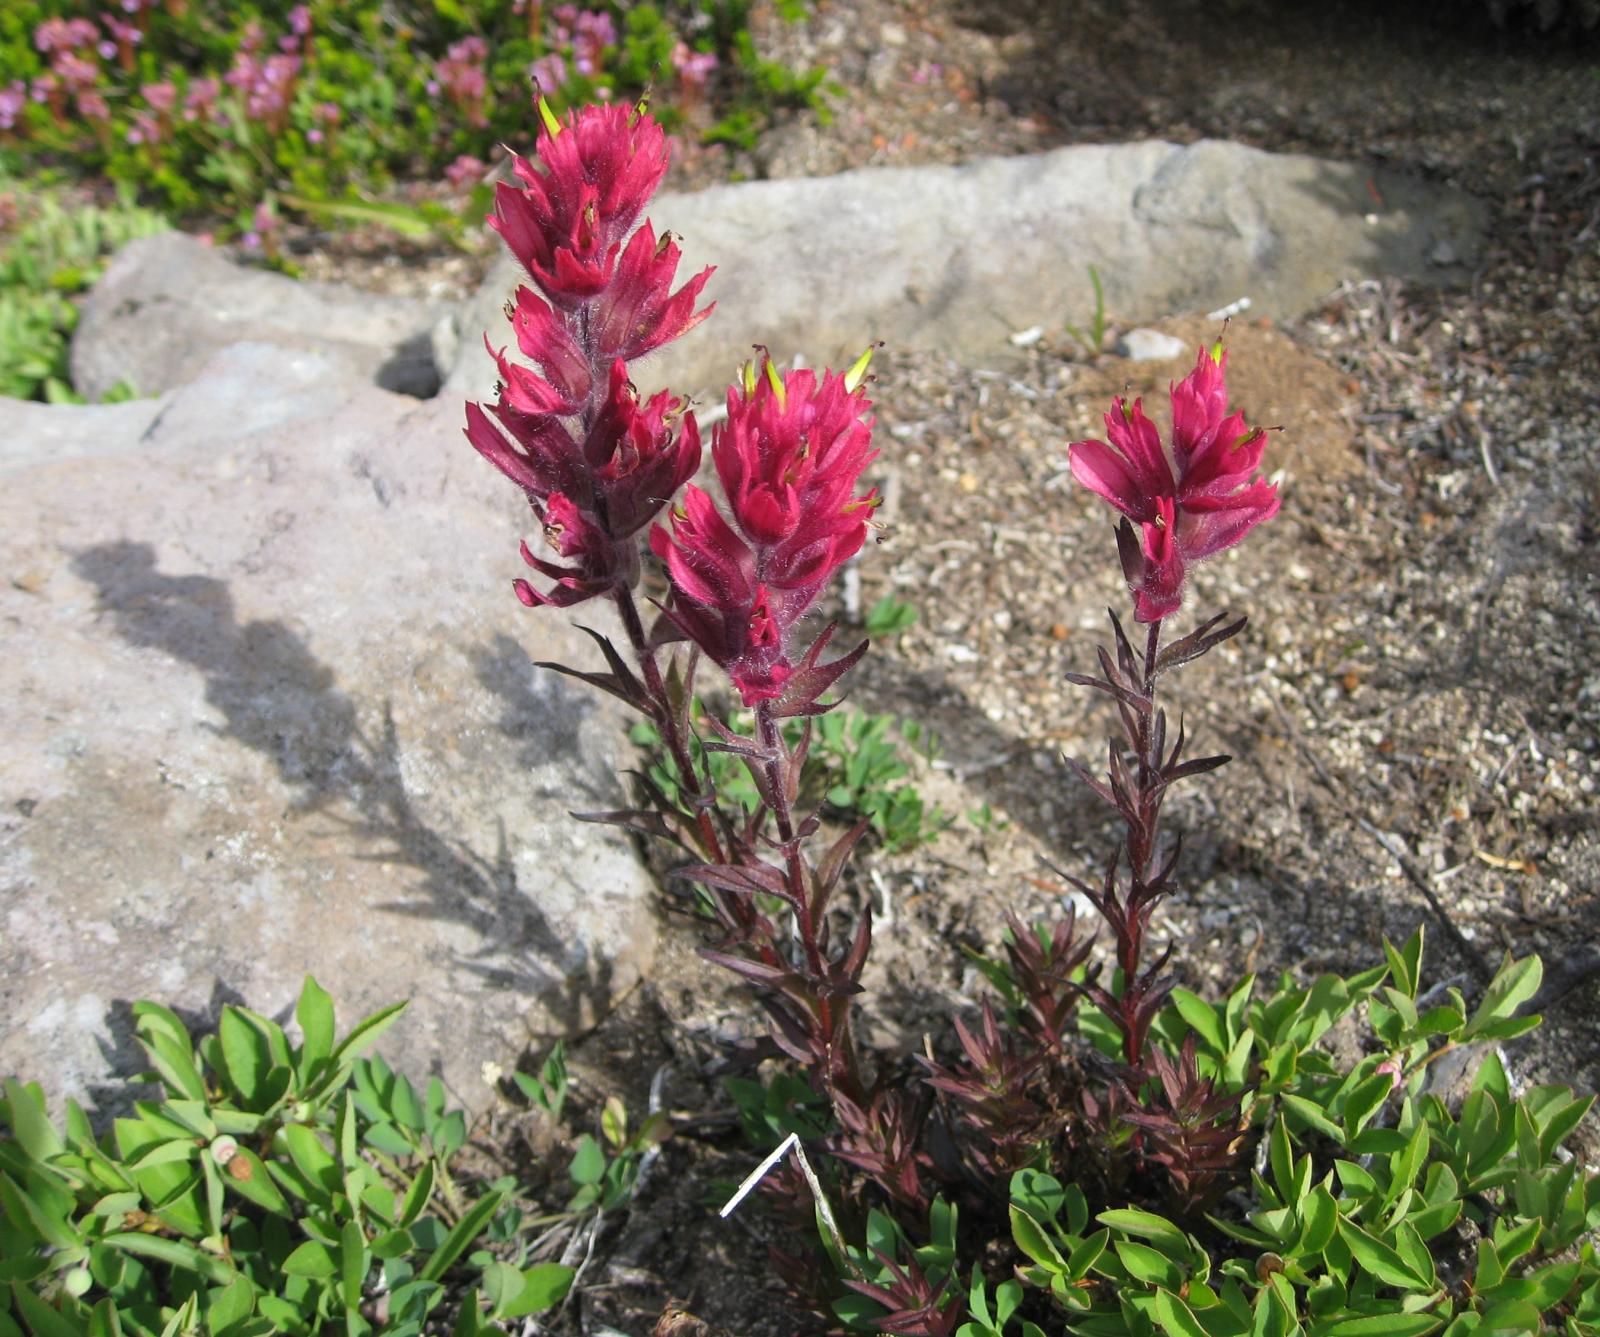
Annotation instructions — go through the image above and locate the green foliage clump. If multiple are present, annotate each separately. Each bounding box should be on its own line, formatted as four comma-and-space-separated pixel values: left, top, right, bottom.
0, 979, 657, 1335
0, 0, 835, 231
632, 701, 950, 854
819, 930, 1600, 1336
0, 180, 166, 401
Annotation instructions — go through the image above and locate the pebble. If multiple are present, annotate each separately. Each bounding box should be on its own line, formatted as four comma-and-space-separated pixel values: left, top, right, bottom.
1116, 328, 1187, 362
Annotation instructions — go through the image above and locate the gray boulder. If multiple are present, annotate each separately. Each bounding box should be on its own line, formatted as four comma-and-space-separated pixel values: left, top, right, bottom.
0, 395, 172, 473
70, 233, 447, 402
1, 346, 657, 1116
448, 138, 1485, 402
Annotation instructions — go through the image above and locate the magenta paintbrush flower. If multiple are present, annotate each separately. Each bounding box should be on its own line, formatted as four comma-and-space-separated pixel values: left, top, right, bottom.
1069, 342, 1279, 622
651, 352, 880, 707
588, 221, 714, 363
466, 99, 708, 609
512, 492, 629, 609
489, 100, 675, 306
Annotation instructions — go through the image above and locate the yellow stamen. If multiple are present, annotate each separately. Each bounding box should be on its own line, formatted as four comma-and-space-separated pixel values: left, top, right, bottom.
537, 96, 562, 139
843, 344, 876, 393
764, 356, 787, 409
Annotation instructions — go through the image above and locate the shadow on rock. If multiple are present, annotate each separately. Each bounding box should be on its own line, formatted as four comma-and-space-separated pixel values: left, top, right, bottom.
69, 540, 619, 1034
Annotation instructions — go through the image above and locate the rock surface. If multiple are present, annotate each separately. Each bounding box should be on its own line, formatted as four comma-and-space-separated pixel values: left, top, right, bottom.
447, 137, 1485, 402
71, 233, 447, 402
1, 344, 656, 1116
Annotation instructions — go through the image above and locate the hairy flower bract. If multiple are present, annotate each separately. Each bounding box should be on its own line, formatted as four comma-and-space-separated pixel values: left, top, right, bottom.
1069, 343, 1279, 621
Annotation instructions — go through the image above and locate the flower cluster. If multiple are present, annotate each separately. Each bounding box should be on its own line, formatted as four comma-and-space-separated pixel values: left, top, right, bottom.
527, 7, 616, 94
224, 21, 304, 135
431, 36, 489, 128
464, 100, 712, 609
27, 15, 107, 124
651, 354, 880, 706
1069, 342, 1279, 622
555, 6, 617, 76
672, 41, 719, 91
444, 153, 485, 191
0, 83, 24, 132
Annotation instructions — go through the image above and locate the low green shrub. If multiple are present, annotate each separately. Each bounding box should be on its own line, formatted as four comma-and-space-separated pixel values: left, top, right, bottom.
0, 978, 652, 1335
631, 702, 951, 854
816, 930, 1600, 1335
0, 178, 165, 401
0, 0, 835, 234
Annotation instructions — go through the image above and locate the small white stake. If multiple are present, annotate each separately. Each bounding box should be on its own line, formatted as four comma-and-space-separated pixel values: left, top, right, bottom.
718, 1131, 851, 1267
720, 1132, 799, 1218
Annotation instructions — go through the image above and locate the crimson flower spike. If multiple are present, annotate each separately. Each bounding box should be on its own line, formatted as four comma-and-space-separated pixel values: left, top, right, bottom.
464, 97, 714, 610
650, 348, 881, 709
1068, 341, 1280, 622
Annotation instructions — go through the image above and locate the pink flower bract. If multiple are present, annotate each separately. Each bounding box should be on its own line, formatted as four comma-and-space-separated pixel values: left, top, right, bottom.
1069, 344, 1279, 622
651, 356, 879, 707
490, 102, 675, 306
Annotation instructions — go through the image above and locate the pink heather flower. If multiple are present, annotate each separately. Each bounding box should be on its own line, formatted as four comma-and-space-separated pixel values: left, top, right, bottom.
54, 53, 100, 90
98, 40, 118, 60
0, 83, 23, 129
490, 102, 674, 306
530, 53, 567, 93
77, 90, 110, 121
103, 17, 142, 47
126, 111, 161, 144
141, 81, 177, 113
184, 77, 219, 119
445, 152, 486, 190
577, 10, 616, 44
437, 36, 489, 125
651, 356, 880, 706
672, 42, 718, 88
288, 4, 312, 36
307, 128, 323, 143
35, 18, 76, 52
1069, 343, 1279, 622
252, 201, 279, 234
264, 55, 297, 86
